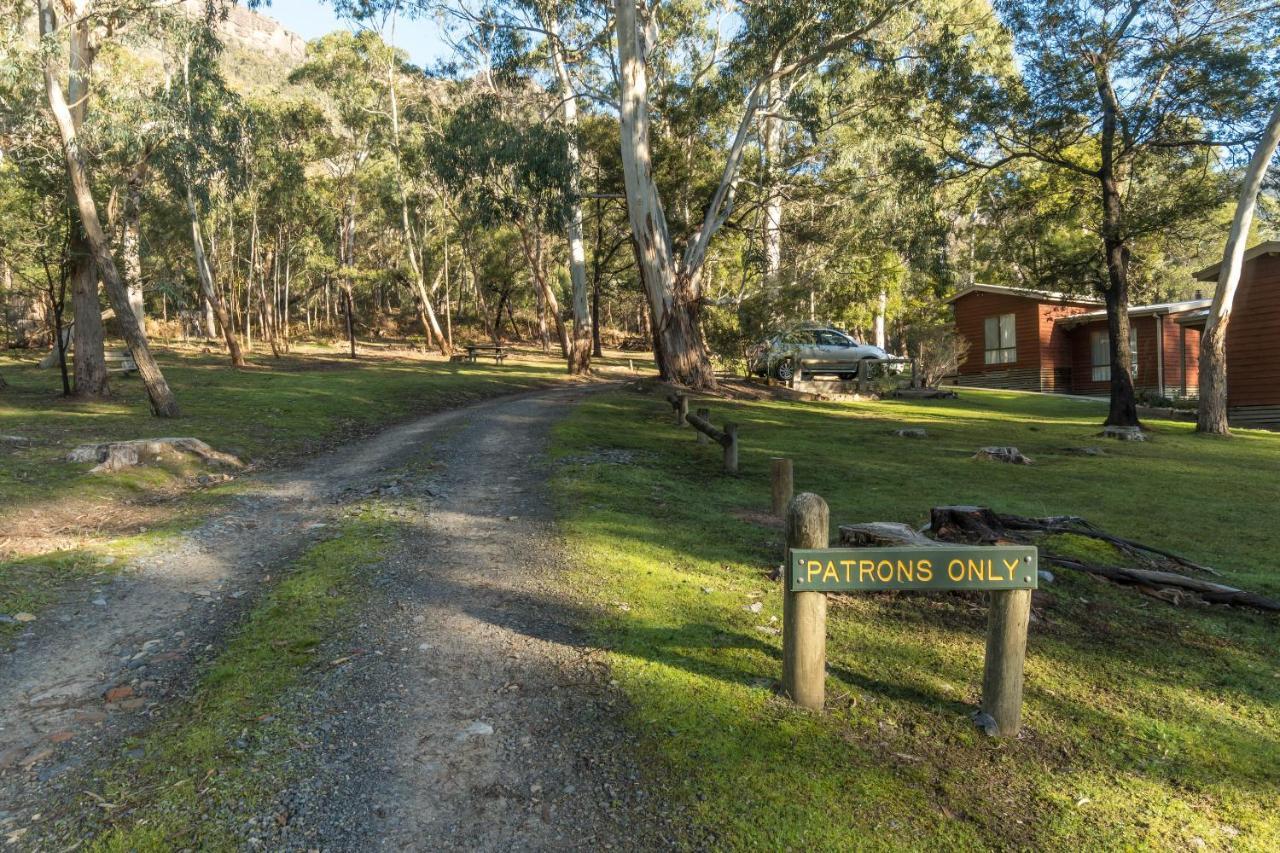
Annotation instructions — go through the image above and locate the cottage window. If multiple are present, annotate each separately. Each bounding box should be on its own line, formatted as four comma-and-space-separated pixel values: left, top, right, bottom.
1091, 328, 1138, 382
983, 314, 1017, 365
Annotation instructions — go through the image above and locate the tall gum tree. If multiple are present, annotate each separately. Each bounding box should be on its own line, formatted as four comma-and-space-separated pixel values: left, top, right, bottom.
927, 0, 1278, 427
614, 0, 899, 388
38, 0, 179, 416
1197, 101, 1280, 435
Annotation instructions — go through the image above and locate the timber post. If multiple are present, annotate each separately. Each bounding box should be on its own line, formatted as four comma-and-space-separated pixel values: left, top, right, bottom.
723, 422, 738, 474
979, 588, 1032, 737
669, 392, 688, 426
770, 457, 793, 517
695, 407, 711, 445
783, 493, 828, 711
910, 357, 920, 389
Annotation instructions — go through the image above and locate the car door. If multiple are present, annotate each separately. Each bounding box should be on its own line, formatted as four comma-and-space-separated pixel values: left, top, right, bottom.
812, 330, 848, 368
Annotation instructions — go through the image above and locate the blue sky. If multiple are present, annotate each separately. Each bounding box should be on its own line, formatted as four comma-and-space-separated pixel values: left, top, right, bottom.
262, 0, 453, 68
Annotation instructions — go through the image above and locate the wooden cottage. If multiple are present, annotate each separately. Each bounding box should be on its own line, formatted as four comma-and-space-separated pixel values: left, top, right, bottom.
947, 244, 1280, 426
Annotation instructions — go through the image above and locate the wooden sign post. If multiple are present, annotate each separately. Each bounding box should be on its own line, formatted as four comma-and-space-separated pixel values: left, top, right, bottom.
783, 494, 1037, 735
770, 458, 794, 517
784, 493, 828, 711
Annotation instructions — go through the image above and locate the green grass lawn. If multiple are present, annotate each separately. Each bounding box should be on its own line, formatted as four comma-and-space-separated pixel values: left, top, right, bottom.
0, 346, 568, 631
0, 347, 567, 510
550, 386, 1280, 850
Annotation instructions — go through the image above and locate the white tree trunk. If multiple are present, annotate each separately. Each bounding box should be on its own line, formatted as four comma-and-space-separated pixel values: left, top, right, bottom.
547, 16, 592, 374
387, 55, 449, 354
614, 0, 716, 388
39, 0, 178, 417
1197, 99, 1280, 435
875, 290, 886, 349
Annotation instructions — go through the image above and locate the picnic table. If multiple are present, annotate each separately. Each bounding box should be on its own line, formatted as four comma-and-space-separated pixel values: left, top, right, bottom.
461, 344, 508, 365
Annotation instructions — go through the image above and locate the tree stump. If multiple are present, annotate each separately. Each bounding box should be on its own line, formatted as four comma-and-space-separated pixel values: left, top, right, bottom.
929, 506, 1008, 544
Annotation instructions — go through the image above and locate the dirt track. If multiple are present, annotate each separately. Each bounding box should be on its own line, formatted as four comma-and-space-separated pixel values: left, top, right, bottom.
0, 384, 674, 849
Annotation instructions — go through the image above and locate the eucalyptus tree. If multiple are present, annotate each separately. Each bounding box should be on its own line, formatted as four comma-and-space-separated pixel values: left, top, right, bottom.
430, 90, 575, 353
439, 0, 602, 371
613, 0, 915, 388
290, 30, 389, 358
157, 14, 246, 365
1198, 102, 1280, 435
35, 0, 179, 415
926, 0, 1279, 427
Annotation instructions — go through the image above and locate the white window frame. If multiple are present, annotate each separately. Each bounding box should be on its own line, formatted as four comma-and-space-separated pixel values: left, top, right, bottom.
1091, 328, 1138, 382
983, 313, 1017, 365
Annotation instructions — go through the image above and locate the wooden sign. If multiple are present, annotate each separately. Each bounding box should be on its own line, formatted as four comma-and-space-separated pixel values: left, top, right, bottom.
788, 545, 1038, 592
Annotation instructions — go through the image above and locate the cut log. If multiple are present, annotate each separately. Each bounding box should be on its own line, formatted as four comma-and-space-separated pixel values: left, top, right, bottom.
685, 411, 730, 448
839, 522, 941, 548
68, 438, 243, 474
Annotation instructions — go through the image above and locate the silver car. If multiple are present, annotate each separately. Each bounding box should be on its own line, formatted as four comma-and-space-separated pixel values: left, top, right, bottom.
749, 327, 888, 382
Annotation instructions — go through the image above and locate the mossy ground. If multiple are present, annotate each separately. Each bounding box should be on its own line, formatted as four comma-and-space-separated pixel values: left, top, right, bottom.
550, 387, 1280, 850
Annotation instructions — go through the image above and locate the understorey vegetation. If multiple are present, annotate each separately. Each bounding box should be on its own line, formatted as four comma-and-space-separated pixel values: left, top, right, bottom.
552, 387, 1279, 848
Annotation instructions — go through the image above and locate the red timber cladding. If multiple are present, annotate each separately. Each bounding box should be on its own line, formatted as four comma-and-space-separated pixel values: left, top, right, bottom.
1067, 315, 1162, 395
1164, 313, 1202, 395
951, 291, 1092, 391
1225, 253, 1280, 408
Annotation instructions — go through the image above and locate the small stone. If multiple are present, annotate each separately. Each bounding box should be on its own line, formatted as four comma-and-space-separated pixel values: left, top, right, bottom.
417, 643, 432, 652
104, 685, 134, 702
507, 515, 519, 521
48, 731, 74, 744
1038, 570, 1055, 584
460, 721, 494, 739
21, 747, 54, 769
91, 597, 107, 607
13, 612, 36, 623
755, 625, 781, 636
745, 601, 763, 614
119, 698, 146, 711
893, 427, 927, 438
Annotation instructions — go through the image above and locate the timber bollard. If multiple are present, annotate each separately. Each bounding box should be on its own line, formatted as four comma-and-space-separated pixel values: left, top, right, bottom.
723, 423, 738, 474
669, 393, 688, 426
978, 588, 1032, 736
695, 407, 711, 445
770, 458, 793, 517
784, 493, 828, 710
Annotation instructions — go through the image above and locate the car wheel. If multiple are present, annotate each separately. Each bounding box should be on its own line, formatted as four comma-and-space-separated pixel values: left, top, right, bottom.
773, 358, 796, 382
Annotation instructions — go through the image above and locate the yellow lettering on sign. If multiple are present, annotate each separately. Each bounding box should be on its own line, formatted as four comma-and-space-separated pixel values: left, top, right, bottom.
1001, 558, 1019, 580
823, 561, 839, 583
876, 560, 894, 582
807, 560, 823, 582
859, 560, 875, 582
947, 559, 964, 582
897, 560, 914, 582
840, 560, 855, 582
966, 559, 988, 581
917, 560, 933, 582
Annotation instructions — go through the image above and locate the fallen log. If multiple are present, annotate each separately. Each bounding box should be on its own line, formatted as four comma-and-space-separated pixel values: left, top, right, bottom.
995, 513, 1221, 576
1046, 556, 1280, 612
